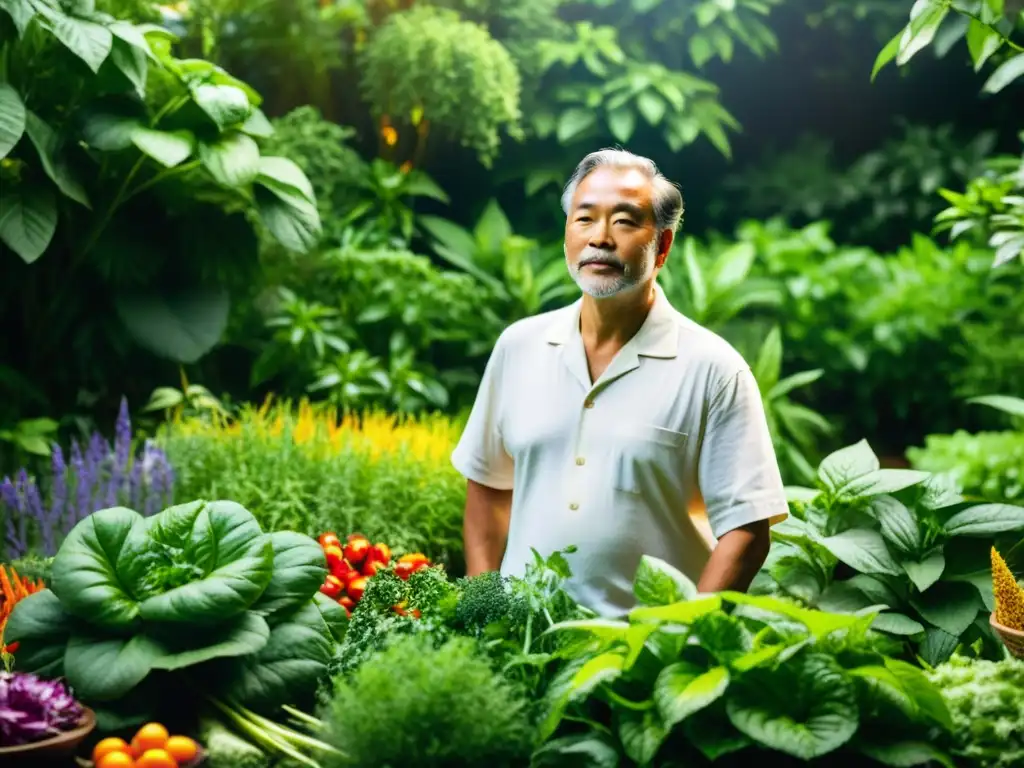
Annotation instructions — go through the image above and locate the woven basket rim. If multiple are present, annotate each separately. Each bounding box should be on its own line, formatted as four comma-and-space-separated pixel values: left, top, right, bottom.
990, 612, 1024, 638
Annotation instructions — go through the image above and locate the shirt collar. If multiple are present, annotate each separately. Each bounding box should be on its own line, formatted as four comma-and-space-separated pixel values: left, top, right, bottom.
544, 282, 679, 359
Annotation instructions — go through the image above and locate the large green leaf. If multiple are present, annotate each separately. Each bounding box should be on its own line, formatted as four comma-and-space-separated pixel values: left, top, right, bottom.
0, 83, 26, 159
821, 529, 902, 577
64, 632, 162, 701
130, 126, 194, 167
0, 186, 58, 263
2, 590, 74, 678
199, 132, 260, 187
724, 592, 862, 639
191, 83, 250, 129
50, 507, 146, 628
870, 496, 921, 555
896, 0, 949, 66
968, 394, 1024, 418
24, 111, 90, 207
254, 185, 321, 253
901, 550, 945, 592
859, 741, 955, 768
47, 12, 113, 72
727, 653, 859, 759
531, 733, 620, 768
79, 108, 143, 150
109, 38, 148, 98
909, 580, 981, 637
256, 156, 315, 202
617, 707, 668, 765
982, 51, 1024, 94
569, 651, 625, 700
0, 0, 35, 37
944, 503, 1024, 537
633, 555, 698, 606
148, 612, 270, 670
965, 19, 1002, 72
557, 108, 596, 143
249, 531, 327, 618
881, 657, 952, 730
124, 500, 274, 625
818, 440, 879, 495
654, 663, 729, 728
629, 595, 721, 625
870, 612, 925, 635
114, 286, 230, 363
473, 198, 513, 256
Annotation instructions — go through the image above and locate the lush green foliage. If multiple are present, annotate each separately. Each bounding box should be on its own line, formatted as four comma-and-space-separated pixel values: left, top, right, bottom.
158, 402, 469, 571
321, 634, 536, 767
908, 430, 1024, 503
755, 439, 1024, 666
928, 655, 1024, 768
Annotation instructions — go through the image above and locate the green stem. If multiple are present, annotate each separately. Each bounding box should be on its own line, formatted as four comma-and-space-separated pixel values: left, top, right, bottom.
281, 704, 324, 730
206, 695, 322, 768
125, 159, 201, 202
522, 612, 534, 655
151, 93, 191, 128
232, 701, 344, 756
562, 713, 613, 736
603, 688, 654, 711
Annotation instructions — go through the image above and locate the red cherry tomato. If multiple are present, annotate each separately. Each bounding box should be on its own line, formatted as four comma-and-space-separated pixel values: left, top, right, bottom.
395, 561, 415, 581
319, 532, 341, 550
338, 596, 355, 612
323, 545, 345, 573
362, 560, 387, 578
347, 577, 369, 602
319, 575, 344, 599
343, 538, 370, 566
346, 532, 367, 543
369, 543, 391, 563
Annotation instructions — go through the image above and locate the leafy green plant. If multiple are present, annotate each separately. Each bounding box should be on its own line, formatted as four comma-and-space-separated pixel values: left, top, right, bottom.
0, 0, 320, 423
750, 327, 832, 485
359, 5, 522, 167
5, 500, 347, 762
535, 555, 954, 766
928, 654, 1024, 768
757, 439, 1024, 666
419, 198, 576, 322
0, 417, 59, 459
908, 430, 1024, 503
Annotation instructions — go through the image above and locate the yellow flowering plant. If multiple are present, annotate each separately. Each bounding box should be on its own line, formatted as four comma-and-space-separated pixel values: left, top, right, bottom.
159, 398, 470, 572
992, 546, 1024, 632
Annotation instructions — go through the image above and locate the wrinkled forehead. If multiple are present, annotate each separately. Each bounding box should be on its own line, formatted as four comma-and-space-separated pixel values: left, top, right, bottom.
570, 167, 656, 218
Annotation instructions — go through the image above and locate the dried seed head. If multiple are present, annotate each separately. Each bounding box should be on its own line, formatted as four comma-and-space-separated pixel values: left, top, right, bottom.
992, 546, 1024, 631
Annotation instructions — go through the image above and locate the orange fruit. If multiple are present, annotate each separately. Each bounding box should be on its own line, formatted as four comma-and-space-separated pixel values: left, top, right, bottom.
93, 737, 132, 762
164, 735, 199, 763
131, 723, 169, 756
136, 748, 179, 768
96, 752, 136, 768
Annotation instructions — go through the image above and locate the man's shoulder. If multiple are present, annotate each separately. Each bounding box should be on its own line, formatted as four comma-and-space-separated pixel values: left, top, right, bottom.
494, 302, 576, 354
666, 309, 751, 381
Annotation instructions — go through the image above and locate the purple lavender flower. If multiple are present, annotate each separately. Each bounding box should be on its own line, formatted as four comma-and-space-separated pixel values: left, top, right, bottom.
0, 672, 84, 747
1, 477, 26, 559
69, 439, 89, 528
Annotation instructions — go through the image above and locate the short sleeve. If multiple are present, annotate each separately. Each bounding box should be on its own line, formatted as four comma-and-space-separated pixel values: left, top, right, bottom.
450, 334, 515, 490
698, 367, 789, 539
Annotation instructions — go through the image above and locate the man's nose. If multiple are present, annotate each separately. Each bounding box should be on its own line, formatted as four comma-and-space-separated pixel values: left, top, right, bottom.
588, 219, 614, 249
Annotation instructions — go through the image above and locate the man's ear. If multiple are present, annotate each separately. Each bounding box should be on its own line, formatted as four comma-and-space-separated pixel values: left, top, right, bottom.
656, 229, 674, 268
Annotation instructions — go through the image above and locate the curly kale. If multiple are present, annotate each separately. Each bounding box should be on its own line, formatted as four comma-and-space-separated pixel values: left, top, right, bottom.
452, 571, 530, 637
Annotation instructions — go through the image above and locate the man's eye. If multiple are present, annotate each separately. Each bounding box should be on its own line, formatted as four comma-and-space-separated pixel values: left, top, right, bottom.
615, 219, 635, 227
576, 216, 592, 223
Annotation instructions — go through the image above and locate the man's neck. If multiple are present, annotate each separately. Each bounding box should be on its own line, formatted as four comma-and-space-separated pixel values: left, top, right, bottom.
579, 280, 657, 350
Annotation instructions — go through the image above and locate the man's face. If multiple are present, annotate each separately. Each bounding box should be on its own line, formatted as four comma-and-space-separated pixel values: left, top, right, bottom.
564, 166, 667, 299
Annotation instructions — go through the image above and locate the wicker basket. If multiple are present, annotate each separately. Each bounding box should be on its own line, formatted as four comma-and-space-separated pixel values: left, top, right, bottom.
990, 613, 1024, 659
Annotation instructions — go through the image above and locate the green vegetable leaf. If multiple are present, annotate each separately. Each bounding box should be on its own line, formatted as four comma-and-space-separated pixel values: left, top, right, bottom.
636, 91, 666, 125
725, 592, 862, 639
130, 127, 194, 167
896, 0, 949, 66
870, 612, 925, 635
685, 707, 751, 761
870, 496, 921, 555
199, 132, 260, 187
249, 531, 326, 617
313, 592, 348, 643
727, 653, 859, 759
871, 31, 901, 80
569, 651, 625, 700
633, 555, 697, 606
944, 503, 1024, 536
859, 740, 956, 768
617, 707, 668, 765
192, 84, 251, 129
2, 589, 74, 678
901, 550, 945, 592
115, 500, 273, 624
982, 51, 1024, 94
254, 185, 321, 253
882, 657, 953, 730
148, 612, 270, 670
79, 109, 142, 151
629, 594, 721, 625
557, 108, 596, 143
910, 581, 981, 637
818, 440, 879, 494
965, 19, 1002, 72
240, 107, 274, 138
24, 111, 90, 207
821, 529, 902, 576
532, 733, 620, 768
0, 187, 58, 264
64, 632, 162, 701
50, 506, 145, 628
607, 106, 635, 143
0, 83, 26, 159
654, 663, 729, 728
110, 38, 148, 98
919, 627, 959, 667
0, 0, 34, 37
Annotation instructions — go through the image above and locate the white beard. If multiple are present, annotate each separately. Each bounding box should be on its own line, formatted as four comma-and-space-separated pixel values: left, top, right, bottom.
566, 238, 658, 298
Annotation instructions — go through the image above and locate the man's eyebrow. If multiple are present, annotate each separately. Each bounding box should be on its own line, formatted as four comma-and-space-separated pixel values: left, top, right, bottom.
574, 201, 649, 218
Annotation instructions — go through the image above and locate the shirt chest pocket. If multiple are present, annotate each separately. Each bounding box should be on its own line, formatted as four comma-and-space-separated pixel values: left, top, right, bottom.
606, 423, 688, 497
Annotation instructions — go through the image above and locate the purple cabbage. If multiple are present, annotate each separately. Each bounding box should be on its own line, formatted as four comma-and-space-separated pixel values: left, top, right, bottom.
0, 397, 176, 559
0, 671, 84, 747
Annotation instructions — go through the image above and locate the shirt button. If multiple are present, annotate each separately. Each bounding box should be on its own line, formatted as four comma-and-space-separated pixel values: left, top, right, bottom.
575, 457, 585, 466
569, 502, 579, 510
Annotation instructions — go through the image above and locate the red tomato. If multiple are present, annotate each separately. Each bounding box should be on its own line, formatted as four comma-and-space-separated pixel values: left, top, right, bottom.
336, 567, 359, 586
362, 560, 386, 578
323, 545, 345, 573
398, 552, 429, 566
347, 577, 368, 602
409, 560, 428, 575
395, 561, 415, 581
338, 596, 355, 612
344, 538, 370, 566
370, 543, 392, 563
346, 532, 367, 543
411, 609, 422, 619
319, 575, 344, 599
319, 532, 341, 550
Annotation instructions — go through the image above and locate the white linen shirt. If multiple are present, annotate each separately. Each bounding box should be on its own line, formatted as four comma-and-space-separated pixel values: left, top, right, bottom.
451, 283, 789, 617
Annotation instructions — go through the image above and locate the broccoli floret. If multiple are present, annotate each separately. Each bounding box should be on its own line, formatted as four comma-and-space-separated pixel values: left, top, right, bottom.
200, 718, 268, 768
407, 565, 458, 613
453, 571, 530, 636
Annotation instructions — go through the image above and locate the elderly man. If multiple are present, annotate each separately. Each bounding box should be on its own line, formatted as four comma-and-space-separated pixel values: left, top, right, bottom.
451, 148, 788, 616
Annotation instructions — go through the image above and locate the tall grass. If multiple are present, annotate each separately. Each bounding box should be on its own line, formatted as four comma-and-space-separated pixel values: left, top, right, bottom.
159, 398, 470, 572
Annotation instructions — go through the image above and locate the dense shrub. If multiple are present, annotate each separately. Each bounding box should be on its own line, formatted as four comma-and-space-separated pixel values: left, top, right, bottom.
908, 430, 1024, 504
159, 400, 469, 572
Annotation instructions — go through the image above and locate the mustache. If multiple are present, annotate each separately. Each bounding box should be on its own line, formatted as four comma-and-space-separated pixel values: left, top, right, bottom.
577, 250, 625, 269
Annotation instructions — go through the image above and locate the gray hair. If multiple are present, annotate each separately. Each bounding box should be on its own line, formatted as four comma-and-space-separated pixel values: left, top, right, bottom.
560, 148, 684, 234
